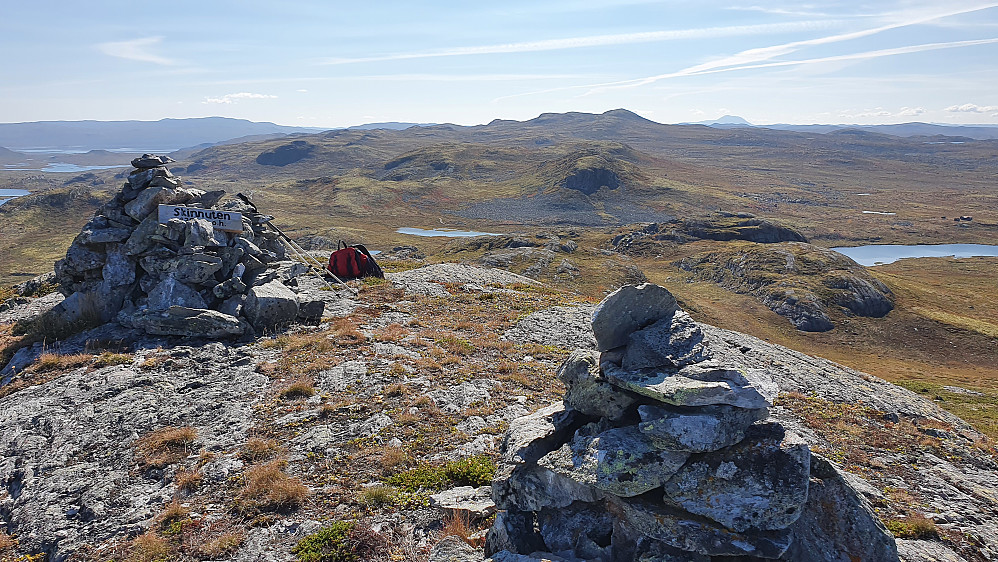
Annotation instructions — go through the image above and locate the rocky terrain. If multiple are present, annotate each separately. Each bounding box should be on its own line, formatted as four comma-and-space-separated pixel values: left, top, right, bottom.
0, 262, 995, 561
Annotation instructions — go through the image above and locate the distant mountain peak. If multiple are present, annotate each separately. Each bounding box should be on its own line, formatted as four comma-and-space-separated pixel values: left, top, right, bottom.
712, 115, 751, 125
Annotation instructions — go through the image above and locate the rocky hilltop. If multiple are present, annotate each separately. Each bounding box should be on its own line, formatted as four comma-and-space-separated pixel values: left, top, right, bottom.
0, 187, 995, 560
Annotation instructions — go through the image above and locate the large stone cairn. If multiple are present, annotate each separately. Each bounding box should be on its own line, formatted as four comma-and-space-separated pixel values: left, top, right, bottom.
487, 283, 899, 561
52, 154, 324, 337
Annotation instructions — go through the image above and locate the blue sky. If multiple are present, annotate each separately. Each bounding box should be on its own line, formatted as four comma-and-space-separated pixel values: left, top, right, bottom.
2, 0, 997, 127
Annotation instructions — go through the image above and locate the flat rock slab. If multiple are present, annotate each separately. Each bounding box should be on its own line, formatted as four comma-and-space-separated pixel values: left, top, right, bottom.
430, 486, 496, 517
615, 498, 793, 558
637, 404, 769, 453
128, 306, 244, 338
604, 363, 778, 409
591, 283, 678, 351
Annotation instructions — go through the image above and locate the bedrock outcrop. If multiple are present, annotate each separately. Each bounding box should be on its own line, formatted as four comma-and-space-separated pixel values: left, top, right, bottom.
486, 283, 899, 561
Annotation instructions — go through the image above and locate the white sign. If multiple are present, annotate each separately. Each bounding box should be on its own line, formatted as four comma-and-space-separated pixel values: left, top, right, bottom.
158, 205, 244, 233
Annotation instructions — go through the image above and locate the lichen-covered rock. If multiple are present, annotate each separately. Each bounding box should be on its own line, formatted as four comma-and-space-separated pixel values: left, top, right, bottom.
621, 310, 705, 370
591, 283, 678, 351
146, 275, 206, 310
557, 350, 635, 420
662, 423, 811, 532
538, 423, 689, 497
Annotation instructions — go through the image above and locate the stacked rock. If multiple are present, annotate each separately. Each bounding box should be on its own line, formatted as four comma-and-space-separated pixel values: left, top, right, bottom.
51, 154, 324, 337
487, 284, 898, 561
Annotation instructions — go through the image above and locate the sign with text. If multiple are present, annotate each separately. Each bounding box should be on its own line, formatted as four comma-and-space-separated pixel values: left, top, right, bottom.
158, 205, 244, 233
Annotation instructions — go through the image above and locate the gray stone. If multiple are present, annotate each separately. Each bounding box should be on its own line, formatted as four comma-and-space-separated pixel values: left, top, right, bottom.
185, 218, 227, 247
77, 227, 133, 245
604, 362, 778, 409
191, 189, 227, 208
101, 244, 136, 287
127, 306, 244, 337
297, 299, 325, 324
244, 280, 299, 331
499, 403, 577, 466
662, 423, 810, 532
122, 214, 161, 255
430, 486, 496, 518
504, 306, 598, 351
538, 423, 689, 497
637, 404, 768, 452
218, 295, 244, 317
537, 502, 615, 561
557, 350, 636, 420
430, 536, 485, 562
124, 186, 170, 221
621, 310, 706, 371
147, 276, 207, 311
493, 463, 603, 512
63, 242, 105, 272
782, 453, 899, 562
148, 175, 182, 189
615, 498, 792, 558
428, 379, 500, 414
131, 154, 175, 168
127, 165, 171, 188
213, 277, 248, 300
591, 283, 678, 351
896, 539, 964, 562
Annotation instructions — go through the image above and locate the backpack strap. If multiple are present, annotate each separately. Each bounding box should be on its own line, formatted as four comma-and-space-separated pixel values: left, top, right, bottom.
351, 244, 384, 278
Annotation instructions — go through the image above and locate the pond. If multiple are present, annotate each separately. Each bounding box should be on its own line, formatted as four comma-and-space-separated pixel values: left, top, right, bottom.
397, 227, 500, 237
832, 244, 998, 266
0, 189, 30, 207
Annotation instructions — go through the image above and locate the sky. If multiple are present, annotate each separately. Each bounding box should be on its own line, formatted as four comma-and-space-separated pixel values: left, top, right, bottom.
2, 0, 998, 128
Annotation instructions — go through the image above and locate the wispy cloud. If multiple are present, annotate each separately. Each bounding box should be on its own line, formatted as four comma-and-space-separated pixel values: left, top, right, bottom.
946, 103, 998, 113
318, 21, 837, 65
96, 37, 176, 65
346, 73, 589, 82
838, 106, 926, 119
588, 3, 998, 92
202, 92, 278, 104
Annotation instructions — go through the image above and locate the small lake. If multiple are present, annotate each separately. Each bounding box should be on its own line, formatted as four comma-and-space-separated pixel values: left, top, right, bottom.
0, 189, 30, 207
397, 227, 500, 237
3, 163, 125, 173
832, 244, 998, 266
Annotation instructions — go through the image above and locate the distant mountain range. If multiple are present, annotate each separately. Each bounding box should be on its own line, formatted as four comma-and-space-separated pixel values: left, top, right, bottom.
4, 113, 998, 158
688, 115, 998, 140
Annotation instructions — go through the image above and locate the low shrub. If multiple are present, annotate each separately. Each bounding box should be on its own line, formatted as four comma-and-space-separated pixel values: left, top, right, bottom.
93, 352, 132, 368
885, 513, 940, 539
292, 521, 385, 562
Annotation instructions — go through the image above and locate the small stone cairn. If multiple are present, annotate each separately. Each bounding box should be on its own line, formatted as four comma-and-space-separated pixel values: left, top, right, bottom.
52, 154, 325, 337
486, 284, 898, 561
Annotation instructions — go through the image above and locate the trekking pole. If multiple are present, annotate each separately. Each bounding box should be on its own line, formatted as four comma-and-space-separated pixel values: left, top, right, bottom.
237, 193, 358, 295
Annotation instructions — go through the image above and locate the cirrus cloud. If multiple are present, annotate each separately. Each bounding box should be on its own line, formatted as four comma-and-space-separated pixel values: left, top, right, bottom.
97, 37, 176, 66
202, 92, 278, 104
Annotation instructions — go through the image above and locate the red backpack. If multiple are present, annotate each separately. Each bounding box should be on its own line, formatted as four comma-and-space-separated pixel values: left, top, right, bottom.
328, 241, 384, 279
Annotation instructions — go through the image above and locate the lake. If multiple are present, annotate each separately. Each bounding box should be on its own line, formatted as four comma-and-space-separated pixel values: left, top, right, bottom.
832, 244, 998, 266
397, 227, 500, 237
3, 163, 125, 173
0, 189, 30, 207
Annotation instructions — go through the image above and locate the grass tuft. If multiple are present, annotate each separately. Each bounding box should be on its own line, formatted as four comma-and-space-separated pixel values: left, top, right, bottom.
135, 426, 198, 469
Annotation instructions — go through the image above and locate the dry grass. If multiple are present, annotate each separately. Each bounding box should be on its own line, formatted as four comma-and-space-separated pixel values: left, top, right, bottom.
158, 500, 190, 530
886, 513, 940, 539
125, 532, 171, 562
263, 332, 336, 353
237, 460, 309, 513
135, 426, 198, 469
174, 468, 202, 493
240, 438, 282, 463
279, 379, 316, 400
30, 352, 91, 373
375, 323, 409, 342
328, 317, 366, 345
0, 530, 16, 550
440, 511, 482, 547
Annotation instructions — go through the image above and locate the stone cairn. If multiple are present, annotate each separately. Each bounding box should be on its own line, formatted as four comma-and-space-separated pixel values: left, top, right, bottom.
486, 284, 898, 561
52, 154, 325, 337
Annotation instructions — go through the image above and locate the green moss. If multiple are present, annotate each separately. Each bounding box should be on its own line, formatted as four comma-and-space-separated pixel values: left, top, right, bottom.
292, 521, 357, 562
381, 455, 496, 506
